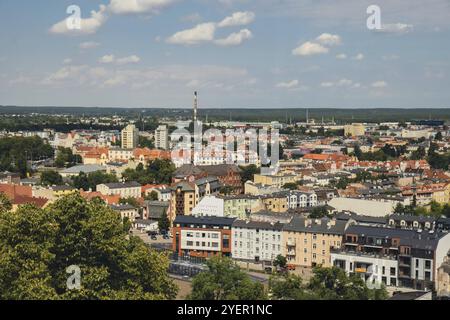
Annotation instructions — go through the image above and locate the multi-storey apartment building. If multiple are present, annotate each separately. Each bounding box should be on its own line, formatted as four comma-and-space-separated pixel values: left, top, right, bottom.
172, 215, 235, 258
253, 173, 297, 188
232, 219, 284, 264
331, 225, 450, 290
121, 124, 138, 149
96, 181, 141, 199
155, 125, 169, 150
283, 217, 348, 268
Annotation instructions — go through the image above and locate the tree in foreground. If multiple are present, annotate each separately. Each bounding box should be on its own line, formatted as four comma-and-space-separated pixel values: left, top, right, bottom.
0, 193, 177, 300
189, 256, 267, 300
270, 266, 388, 300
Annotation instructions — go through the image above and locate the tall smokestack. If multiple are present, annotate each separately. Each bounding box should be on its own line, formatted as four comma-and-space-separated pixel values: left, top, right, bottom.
193, 91, 198, 122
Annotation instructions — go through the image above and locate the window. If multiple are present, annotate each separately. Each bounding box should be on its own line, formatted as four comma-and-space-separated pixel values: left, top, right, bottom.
382, 266, 385, 275
425, 271, 431, 281
425, 260, 431, 269
187, 241, 193, 246
390, 267, 396, 276
415, 259, 419, 268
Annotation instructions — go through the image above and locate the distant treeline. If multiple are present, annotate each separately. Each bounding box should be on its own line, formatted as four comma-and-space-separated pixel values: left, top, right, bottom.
1, 106, 449, 123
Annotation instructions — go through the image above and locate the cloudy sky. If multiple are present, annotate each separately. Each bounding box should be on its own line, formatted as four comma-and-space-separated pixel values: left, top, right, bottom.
0, 0, 449, 108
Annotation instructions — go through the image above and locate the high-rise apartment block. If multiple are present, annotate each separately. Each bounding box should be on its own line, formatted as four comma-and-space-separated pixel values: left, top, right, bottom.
155, 125, 169, 150
121, 124, 139, 149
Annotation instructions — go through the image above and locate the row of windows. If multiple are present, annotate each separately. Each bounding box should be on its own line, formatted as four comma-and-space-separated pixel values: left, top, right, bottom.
186, 232, 220, 239
186, 241, 219, 248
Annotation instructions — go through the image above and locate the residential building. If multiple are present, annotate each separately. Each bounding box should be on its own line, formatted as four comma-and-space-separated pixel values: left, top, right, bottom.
232, 219, 284, 265
172, 215, 235, 258
121, 124, 139, 149
155, 125, 169, 150
283, 216, 348, 268
97, 181, 141, 199
344, 123, 366, 137
331, 225, 450, 290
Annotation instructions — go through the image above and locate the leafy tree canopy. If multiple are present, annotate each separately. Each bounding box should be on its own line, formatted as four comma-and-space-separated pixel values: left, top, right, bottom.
189, 256, 267, 300
0, 193, 177, 300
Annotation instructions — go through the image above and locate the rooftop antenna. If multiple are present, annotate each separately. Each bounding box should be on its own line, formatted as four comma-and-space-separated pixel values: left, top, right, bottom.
306, 108, 309, 124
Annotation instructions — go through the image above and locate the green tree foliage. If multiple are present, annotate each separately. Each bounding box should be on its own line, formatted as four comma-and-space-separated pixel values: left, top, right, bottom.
40, 170, 63, 186
138, 136, 155, 149
309, 206, 331, 219
0, 193, 177, 300
269, 266, 388, 300
273, 255, 287, 269
0, 136, 54, 177
189, 256, 267, 300
145, 191, 159, 201
55, 147, 82, 168
122, 159, 175, 185
427, 143, 450, 170
410, 146, 426, 160
158, 212, 170, 234
282, 182, 299, 190
71, 171, 118, 191
239, 164, 260, 184
0, 192, 12, 212
119, 197, 140, 207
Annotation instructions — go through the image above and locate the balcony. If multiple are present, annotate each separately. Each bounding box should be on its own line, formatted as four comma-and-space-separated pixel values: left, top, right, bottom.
287, 239, 296, 247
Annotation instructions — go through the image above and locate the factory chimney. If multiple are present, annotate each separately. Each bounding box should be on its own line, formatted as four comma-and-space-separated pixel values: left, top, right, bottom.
193, 91, 198, 122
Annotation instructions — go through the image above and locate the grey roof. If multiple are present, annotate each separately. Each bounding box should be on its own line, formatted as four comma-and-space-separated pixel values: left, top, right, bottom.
110, 204, 137, 211
174, 164, 204, 177
335, 212, 387, 225
345, 225, 446, 250
284, 216, 347, 235
174, 215, 236, 227
232, 219, 284, 231
171, 181, 195, 192
389, 214, 436, 223
61, 164, 106, 174
200, 164, 242, 176
144, 201, 169, 219
102, 181, 141, 189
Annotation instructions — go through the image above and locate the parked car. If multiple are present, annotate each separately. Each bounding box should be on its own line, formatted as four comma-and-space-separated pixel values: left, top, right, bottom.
264, 266, 273, 274
150, 235, 157, 240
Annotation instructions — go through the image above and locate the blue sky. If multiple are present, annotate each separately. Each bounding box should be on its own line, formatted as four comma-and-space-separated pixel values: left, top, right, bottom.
0, 0, 449, 109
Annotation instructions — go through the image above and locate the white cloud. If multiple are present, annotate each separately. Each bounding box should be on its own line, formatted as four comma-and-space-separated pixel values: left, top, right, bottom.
353, 53, 364, 60
79, 41, 101, 49
292, 41, 329, 56
320, 82, 334, 88
166, 23, 216, 45
50, 5, 108, 35
316, 33, 341, 46
336, 78, 353, 87
108, 0, 174, 15
218, 11, 255, 27
336, 53, 347, 59
320, 78, 361, 88
42, 65, 88, 85
372, 81, 387, 88
116, 55, 141, 65
99, 55, 115, 64
63, 58, 73, 65
214, 29, 252, 46
276, 79, 299, 89
99, 54, 141, 65
378, 23, 414, 34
